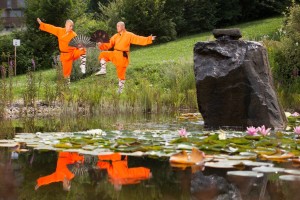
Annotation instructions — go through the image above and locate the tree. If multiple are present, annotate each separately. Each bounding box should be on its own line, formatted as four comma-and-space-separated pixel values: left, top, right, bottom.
100, 0, 177, 42
87, 0, 109, 14
274, 2, 300, 85
23, 0, 88, 70
181, 0, 218, 34
0, 9, 4, 31
216, 0, 241, 26
238, 0, 294, 22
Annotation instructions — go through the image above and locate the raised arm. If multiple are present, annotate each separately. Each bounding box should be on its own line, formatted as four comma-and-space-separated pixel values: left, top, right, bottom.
130, 33, 154, 46
37, 18, 60, 36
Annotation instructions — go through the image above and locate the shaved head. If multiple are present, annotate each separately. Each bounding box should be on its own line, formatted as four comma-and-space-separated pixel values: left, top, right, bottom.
117, 21, 125, 27
65, 19, 74, 33
117, 21, 125, 33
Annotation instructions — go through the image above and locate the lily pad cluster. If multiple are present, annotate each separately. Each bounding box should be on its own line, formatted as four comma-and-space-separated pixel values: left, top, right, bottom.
0, 113, 299, 161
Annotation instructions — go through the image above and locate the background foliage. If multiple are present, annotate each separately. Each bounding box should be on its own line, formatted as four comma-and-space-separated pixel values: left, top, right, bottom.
0, 0, 298, 73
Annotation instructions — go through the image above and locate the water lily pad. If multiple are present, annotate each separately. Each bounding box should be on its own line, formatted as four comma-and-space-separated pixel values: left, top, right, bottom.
35, 145, 56, 150
170, 148, 205, 165
82, 145, 97, 151
239, 152, 257, 157
284, 169, 300, 175
205, 162, 239, 169
279, 175, 300, 181
227, 155, 257, 160
15, 134, 37, 139
121, 151, 145, 157
0, 140, 15, 143
242, 161, 274, 167
53, 143, 73, 148
0, 143, 19, 147
176, 144, 194, 150
252, 166, 285, 173
227, 171, 264, 178
260, 152, 294, 160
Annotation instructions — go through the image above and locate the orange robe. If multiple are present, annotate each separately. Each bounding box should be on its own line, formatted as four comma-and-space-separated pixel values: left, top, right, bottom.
98, 30, 152, 80
36, 152, 84, 187
97, 153, 151, 185
39, 22, 86, 78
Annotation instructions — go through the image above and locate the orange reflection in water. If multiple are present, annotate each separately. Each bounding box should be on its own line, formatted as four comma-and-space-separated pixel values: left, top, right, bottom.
97, 153, 152, 190
35, 152, 84, 191
35, 152, 151, 191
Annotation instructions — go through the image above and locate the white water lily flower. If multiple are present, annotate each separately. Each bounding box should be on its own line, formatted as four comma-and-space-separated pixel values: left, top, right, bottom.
36, 132, 42, 136
285, 112, 292, 117
218, 132, 227, 140
86, 129, 104, 135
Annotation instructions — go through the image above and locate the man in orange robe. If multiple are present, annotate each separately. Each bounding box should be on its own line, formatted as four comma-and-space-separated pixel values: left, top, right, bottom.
35, 152, 84, 191
37, 18, 87, 82
95, 21, 156, 93
97, 153, 152, 190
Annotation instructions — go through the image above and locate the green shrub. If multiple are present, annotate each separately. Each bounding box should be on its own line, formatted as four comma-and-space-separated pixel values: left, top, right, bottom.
74, 13, 108, 36
273, 2, 300, 85
0, 31, 36, 74
100, 0, 177, 42
266, 2, 300, 110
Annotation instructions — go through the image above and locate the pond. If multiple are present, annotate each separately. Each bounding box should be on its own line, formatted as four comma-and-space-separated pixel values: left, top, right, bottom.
1, 113, 300, 200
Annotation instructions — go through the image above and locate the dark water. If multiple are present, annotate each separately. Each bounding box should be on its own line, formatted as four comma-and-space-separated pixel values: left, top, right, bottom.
0, 114, 300, 200
1, 148, 299, 200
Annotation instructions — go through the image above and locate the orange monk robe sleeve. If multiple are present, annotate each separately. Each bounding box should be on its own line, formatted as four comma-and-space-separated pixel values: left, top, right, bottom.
130, 33, 152, 46
97, 161, 112, 170
39, 22, 60, 37
125, 167, 151, 179
99, 35, 116, 50
98, 153, 122, 161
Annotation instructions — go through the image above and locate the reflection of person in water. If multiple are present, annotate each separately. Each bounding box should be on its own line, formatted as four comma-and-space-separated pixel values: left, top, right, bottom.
35, 152, 84, 191
96, 153, 152, 191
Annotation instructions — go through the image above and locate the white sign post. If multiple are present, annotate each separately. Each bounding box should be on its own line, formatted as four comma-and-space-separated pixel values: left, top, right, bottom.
13, 39, 21, 76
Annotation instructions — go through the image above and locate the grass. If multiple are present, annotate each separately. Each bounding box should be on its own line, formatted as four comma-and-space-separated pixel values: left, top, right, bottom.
1, 16, 291, 113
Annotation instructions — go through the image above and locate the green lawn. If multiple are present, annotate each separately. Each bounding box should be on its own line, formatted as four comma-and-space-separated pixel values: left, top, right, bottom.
2, 17, 284, 111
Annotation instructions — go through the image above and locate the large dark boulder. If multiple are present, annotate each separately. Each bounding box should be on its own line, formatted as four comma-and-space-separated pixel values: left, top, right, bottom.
191, 172, 241, 200
194, 29, 287, 129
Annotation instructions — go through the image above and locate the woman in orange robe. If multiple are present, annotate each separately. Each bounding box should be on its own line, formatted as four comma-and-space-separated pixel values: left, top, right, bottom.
97, 153, 152, 190
37, 18, 86, 81
35, 152, 84, 191
95, 21, 156, 93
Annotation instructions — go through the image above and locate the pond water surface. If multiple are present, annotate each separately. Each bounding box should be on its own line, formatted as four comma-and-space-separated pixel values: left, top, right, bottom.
0, 114, 300, 200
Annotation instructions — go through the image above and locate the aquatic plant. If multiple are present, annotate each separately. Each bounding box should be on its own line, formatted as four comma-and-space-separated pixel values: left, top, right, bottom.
294, 126, 300, 134
22, 65, 37, 108
178, 128, 187, 138
246, 126, 258, 136
257, 125, 271, 136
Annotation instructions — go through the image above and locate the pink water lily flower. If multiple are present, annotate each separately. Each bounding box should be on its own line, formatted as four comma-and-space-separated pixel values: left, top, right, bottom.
178, 128, 187, 138
291, 112, 300, 117
257, 125, 271, 136
294, 126, 300, 134
246, 126, 258, 136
